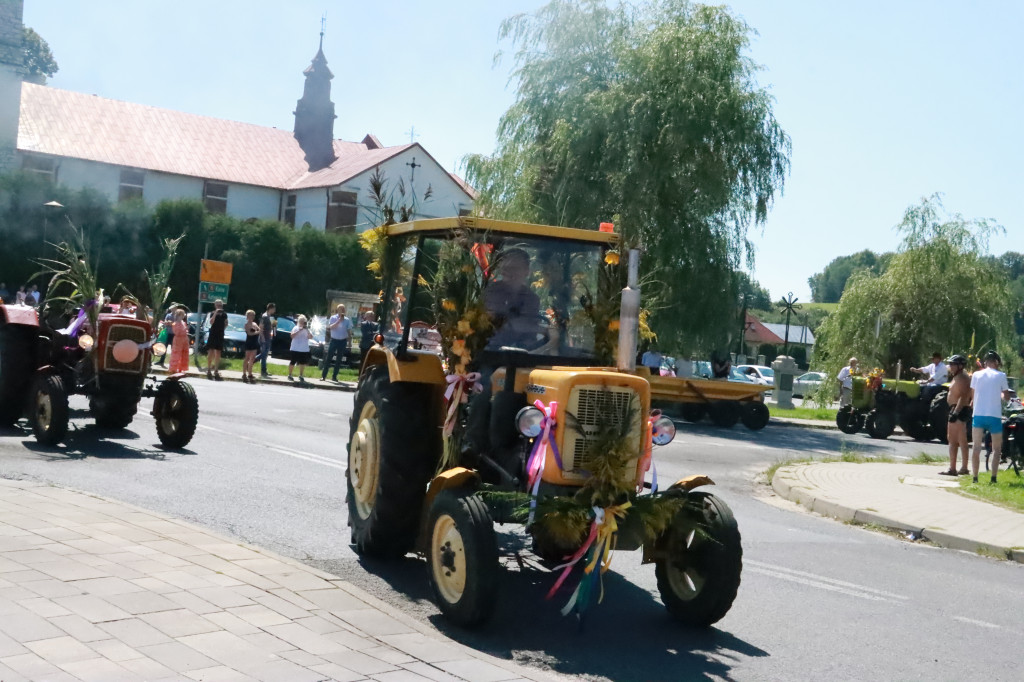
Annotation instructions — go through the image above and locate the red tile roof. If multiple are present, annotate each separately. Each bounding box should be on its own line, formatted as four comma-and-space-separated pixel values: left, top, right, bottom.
16, 83, 469, 194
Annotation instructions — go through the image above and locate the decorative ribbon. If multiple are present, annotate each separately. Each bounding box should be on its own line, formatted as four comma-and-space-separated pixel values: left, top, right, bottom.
637, 412, 660, 494
442, 372, 482, 438
58, 299, 97, 337
526, 399, 561, 524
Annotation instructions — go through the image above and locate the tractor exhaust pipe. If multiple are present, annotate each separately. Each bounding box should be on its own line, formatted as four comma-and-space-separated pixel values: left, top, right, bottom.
617, 249, 641, 372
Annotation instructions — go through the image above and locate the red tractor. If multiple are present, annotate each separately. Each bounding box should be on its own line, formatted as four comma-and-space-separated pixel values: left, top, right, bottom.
0, 302, 198, 448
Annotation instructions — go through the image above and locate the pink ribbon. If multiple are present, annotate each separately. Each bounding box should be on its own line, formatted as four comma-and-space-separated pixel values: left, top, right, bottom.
545, 507, 601, 599
442, 372, 482, 438
526, 400, 560, 524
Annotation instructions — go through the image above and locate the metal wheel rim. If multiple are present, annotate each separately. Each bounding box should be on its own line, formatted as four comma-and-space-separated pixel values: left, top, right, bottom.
349, 401, 379, 520
36, 392, 52, 431
666, 526, 706, 601
160, 393, 182, 435
431, 513, 467, 605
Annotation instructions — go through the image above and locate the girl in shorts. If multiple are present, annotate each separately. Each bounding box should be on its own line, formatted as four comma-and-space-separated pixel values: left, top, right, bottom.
288, 314, 314, 383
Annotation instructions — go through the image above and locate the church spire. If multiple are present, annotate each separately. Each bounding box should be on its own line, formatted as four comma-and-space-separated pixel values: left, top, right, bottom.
293, 23, 336, 171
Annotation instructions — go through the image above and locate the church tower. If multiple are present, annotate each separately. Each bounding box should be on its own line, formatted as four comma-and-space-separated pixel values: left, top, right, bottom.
293, 35, 337, 171
0, 0, 25, 173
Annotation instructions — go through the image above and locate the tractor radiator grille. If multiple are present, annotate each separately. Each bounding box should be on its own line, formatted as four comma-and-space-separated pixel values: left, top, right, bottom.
103, 324, 147, 374
561, 385, 642, 482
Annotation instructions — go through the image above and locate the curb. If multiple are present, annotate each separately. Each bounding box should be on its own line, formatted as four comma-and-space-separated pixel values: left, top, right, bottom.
770, 417, 838, 431
770, 464, 1024, 565
3, 477, 563, 682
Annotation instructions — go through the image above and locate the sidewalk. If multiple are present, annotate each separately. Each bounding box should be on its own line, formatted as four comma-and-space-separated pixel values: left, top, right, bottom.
771, 462, 1024, 563
0, 478, 559, 682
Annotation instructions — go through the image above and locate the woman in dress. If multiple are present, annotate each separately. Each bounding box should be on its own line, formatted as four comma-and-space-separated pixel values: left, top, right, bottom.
288, 314, 314, 383
242, 309, 260, 383
168, 309, 190, 374
205, 299, 228, 381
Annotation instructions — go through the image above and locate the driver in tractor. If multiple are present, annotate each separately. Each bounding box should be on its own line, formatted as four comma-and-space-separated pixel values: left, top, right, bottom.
911, 352, 948, 386
484, 248, 543, 350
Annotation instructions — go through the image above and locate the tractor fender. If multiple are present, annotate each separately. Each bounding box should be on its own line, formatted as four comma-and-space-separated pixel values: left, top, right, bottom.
361, 345, 444, 385
0, 304, 40, 328
669, 474, 715, 491
417, 467, 481, 552
641, 474, 717, 564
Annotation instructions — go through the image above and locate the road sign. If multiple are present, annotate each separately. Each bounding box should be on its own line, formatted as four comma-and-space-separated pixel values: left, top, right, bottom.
200, 259, 233, 284
199, 282, 229, 303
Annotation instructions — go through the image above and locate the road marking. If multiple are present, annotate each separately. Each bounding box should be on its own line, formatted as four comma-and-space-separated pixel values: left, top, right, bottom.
953, 616, 1001, 629
320, 412, 342, 418
746, 559, 909, 603
197, 424, 346, 471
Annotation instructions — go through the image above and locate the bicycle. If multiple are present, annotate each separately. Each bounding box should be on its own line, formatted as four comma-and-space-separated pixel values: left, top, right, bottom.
983, 395, 1023, 474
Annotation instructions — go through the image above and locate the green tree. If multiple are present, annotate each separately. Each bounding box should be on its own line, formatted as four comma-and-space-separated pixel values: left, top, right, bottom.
465, 0, 790, 354
815, 194, 1016, 383
807, 250, 891, 303
736, 272, 772, 311
22, 27, 58, 84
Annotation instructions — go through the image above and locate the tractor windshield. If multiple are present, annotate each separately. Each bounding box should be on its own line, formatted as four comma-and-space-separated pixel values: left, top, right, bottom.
386, 231, 611, 364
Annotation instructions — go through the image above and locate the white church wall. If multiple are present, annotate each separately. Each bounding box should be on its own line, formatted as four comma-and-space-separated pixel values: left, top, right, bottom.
225, 183, 280, 221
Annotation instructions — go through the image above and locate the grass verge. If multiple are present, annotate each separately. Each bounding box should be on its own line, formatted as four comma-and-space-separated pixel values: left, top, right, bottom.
954, 472, 1024, 514
767, 404, 834, 421
765, 450, 895, 484
908, 452, 946, 464
195, 357, 359, 382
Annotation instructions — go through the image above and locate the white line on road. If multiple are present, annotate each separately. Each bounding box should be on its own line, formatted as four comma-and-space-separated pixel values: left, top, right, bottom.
197, 424, 346, 471
953, 616, 1001, 629
746, 559, 910, 603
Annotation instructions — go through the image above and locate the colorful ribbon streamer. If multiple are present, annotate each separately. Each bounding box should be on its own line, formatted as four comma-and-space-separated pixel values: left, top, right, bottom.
442, 372, 482, 438
526, 400, 561, 524
57, 299, 97, 337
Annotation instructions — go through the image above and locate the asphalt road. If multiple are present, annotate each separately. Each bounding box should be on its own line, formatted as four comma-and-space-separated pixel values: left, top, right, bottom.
1, 379, 1021, 682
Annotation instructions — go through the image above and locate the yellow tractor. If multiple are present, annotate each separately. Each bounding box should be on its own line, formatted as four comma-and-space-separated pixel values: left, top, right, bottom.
347, 217, 741, 626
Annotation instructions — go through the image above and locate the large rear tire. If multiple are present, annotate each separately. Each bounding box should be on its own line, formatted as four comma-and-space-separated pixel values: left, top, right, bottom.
31, 373, 69, 446
656, 491, 742, 627
899, 414, 931, 441
426, 489, 499, 627
866, 409, 896, 439
0, 320, 35, 426
836, 407, 862, 435
153, 380, 199, 449
347, 364, 439, 558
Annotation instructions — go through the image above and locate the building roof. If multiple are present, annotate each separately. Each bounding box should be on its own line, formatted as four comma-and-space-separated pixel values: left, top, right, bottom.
762, 322, 815, 346
743, 313, 785, 345
16, 83, 473, 196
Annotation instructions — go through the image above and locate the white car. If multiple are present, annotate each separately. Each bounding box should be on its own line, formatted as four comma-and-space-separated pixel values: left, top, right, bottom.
737, 364, 774, 387
793, 371, 827, 398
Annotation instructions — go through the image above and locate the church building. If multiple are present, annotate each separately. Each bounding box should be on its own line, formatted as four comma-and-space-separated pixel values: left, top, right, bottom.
0, 1, 474, 232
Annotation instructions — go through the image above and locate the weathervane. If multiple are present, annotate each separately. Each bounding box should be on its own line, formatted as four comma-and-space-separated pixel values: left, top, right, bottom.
319, 12, 327, 48
778, 292, 802, 357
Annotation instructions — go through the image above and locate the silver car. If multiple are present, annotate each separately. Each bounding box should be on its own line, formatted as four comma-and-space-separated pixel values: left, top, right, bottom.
793, 371, 827, 398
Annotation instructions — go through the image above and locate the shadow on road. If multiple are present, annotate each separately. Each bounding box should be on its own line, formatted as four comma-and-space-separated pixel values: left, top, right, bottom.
355, 534, 768, 682
7, 421, 195, 460
674, 419, 902, 456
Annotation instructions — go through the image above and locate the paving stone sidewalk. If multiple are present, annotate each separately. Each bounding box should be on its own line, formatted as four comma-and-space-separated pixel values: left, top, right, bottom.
771, 462, 1024, 563
0, 478, 560, 682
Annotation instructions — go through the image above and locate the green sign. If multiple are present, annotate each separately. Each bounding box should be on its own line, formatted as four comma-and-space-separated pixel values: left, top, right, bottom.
199, 281, 229, 303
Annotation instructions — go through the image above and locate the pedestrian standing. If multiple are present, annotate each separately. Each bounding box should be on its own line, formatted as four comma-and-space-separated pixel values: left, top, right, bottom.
168, 309, 190, 374
14, 286, 25, 305
241, 309, 260, 383
359, 311, 378, 359
321, 304, 353, 381
28, 285, 40, 307
969, 351, 1010, 484
205, 299, 228, 381
940, 355, 971, 476
259, 302, 276, 378
838, 357, 859, 407
154, 306, 174, 367
641, 347, 663, 372
288, 314, 313, 383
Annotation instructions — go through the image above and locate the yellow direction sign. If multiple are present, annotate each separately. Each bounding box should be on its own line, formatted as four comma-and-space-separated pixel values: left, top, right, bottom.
200, 259, 233, 284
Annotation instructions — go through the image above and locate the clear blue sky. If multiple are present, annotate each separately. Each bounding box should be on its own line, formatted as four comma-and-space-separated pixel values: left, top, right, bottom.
23, 0, 1022, 302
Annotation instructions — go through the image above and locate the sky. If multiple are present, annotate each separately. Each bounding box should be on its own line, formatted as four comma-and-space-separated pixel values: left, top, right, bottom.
21, 0, 1023, 302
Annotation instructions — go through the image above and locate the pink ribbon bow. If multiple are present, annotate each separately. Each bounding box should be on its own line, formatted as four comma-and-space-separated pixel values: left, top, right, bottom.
442, 372, 482, 438
526, 399, 560, 524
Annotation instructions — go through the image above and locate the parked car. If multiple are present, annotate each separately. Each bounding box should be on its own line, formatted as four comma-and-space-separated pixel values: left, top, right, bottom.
271, 316, 325, 360
793, 371, 827, 398
186, 312, 247, 357
736, 364, 774, 386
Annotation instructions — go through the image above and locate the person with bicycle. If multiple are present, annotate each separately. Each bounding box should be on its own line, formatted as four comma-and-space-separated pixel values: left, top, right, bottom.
970, 351, 1010, 484
940, 355, 970, 476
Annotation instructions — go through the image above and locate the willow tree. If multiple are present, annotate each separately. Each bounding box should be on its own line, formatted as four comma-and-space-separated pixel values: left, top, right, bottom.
815, 194, 1015, 384
466, 0, 790, 352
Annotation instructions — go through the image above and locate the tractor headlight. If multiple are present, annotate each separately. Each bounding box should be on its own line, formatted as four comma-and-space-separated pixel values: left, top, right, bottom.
651, 414, 676, 446
515, 406, 545, 438
78, 334, 94, 351
152, 342, 167, 357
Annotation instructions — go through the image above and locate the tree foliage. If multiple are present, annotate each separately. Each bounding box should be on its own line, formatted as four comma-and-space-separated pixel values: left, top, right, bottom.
807, 250, 892, 303
736, 272, 772, 311
815, 194, 1016, 382
465, 0, 790, 353
22, 27, 58, 84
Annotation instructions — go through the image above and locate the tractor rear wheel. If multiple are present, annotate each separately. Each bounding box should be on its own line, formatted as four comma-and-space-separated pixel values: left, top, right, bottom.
656, 491, 742, 627
31, 373, 69, 446
740, 402, 770, 431
426, 489, 498, 627
0, 320, 35, 427
899, 414, 931, 441
153, 380, 199, 449
347, 364, 439, 559
836, 407, 863, 434
866, 409, 896, 439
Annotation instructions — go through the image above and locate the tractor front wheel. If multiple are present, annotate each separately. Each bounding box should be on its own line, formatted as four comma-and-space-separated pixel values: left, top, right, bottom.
426, 489, 499, 627
740, 402, 770, 431
656, 491, 742, 627
31, 373, 69, 446
153, 380, 199, 449
836, 407, 863, 435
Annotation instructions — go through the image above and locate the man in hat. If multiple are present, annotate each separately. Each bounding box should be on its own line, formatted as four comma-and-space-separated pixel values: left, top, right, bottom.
940, 355, 971, 476
911, 351, 948, 386
970, 351, 1010, 483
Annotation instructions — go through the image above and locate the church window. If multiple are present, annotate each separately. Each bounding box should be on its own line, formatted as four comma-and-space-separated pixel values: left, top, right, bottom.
284, 194, 297, 227
21, 155, 56, 182
326, 190, 358, 234
203, 181, 228, 214
119, 169, 145, 202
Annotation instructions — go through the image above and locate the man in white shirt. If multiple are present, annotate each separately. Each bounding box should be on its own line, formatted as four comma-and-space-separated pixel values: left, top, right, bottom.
969, 351, 1011, 483
322, 304, 354, 382
837, 357, 858, 407
912, 352, 948, 386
